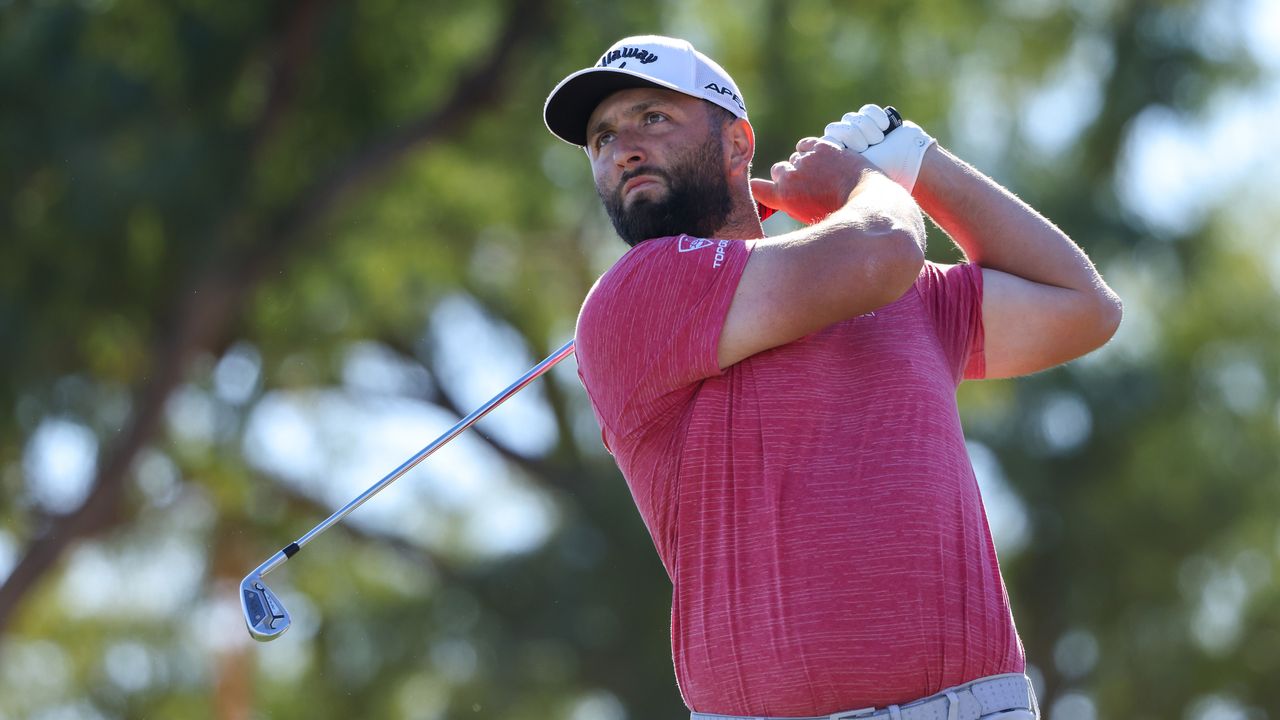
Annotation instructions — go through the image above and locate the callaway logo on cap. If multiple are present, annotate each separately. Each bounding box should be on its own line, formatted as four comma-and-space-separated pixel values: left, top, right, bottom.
543, 35, 748, 147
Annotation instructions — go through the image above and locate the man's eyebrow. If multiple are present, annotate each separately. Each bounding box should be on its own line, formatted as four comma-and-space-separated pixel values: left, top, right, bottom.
587, 99, 673, 140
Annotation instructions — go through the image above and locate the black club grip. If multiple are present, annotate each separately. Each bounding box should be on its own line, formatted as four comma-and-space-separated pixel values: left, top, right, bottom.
884, 105, 904, 131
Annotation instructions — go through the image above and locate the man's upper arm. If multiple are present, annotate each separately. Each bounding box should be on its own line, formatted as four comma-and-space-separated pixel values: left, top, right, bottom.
717, 223, 925, 369
981, 267, 1122, 379
576, 236, 751, 440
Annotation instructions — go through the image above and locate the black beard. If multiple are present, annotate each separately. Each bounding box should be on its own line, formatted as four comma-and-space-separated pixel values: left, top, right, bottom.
598, 136, 733, 247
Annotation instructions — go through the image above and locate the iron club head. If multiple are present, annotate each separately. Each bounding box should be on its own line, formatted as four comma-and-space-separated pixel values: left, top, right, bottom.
240, 571, 291, 641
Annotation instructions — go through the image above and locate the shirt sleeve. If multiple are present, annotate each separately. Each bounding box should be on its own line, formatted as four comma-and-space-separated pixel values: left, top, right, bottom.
575, 235, 753, 450
915, 261, 986, 382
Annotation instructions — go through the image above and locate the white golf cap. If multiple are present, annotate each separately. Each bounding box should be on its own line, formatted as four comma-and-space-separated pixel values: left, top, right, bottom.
543, 35, 748, 147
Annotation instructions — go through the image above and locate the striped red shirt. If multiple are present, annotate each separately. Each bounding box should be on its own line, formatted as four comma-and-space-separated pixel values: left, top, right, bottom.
574, 235, 1024, 716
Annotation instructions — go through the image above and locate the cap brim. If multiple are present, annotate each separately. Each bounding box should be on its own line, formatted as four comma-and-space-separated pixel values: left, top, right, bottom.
543, 67, 686, 147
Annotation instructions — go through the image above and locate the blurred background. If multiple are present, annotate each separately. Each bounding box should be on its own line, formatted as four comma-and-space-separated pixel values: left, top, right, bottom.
2, 0, 1279, 718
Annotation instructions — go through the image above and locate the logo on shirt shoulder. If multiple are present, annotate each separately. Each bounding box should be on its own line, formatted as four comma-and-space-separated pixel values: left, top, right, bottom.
677, 236, 714, 253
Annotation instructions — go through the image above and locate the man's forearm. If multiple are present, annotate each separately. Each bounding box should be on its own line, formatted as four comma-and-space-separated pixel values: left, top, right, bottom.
838, 168, 927, 253
912, 145, 1104, 293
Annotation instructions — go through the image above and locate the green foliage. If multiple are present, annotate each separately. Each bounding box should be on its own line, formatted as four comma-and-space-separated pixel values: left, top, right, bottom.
2, 0, 1278, 718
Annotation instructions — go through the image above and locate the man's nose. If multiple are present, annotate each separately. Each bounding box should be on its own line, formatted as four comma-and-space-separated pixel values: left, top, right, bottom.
610, 130, 647, 168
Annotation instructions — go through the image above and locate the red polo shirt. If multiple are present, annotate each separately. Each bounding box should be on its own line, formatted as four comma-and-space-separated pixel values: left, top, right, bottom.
575, 234, 1024, 716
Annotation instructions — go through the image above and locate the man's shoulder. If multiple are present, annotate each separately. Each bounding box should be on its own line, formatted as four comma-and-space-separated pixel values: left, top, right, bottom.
598, 234, 714, 275
582, 234, 733, 309
575, 232, 748, 379
578, 236, 677, 334
595, 235, 679, 281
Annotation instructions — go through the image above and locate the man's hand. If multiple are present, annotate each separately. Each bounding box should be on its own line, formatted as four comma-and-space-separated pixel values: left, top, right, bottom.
822, 104, 890, 151
823, 104, 935, 193
749, 139, 880, 225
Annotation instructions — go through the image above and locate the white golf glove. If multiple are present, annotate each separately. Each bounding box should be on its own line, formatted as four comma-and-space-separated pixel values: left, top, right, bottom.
822, 104, 936, 193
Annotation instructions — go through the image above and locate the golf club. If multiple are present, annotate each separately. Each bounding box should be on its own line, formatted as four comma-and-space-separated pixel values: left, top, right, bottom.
241, 339, 577, 641
242, 105, 902, 640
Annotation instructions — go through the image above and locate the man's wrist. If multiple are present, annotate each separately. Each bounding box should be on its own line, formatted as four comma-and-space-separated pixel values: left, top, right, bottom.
910, 143, 944, 200
859, 119, 935, 193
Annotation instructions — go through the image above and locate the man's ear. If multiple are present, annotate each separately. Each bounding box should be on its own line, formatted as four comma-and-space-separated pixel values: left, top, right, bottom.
725, 118, 755, 176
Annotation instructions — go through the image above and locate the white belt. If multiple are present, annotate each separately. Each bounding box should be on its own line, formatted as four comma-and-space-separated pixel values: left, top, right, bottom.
690, 673, 1037, 720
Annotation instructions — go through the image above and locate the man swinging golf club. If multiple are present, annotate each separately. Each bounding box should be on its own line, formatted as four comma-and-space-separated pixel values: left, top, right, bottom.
544, 35, 1121, 720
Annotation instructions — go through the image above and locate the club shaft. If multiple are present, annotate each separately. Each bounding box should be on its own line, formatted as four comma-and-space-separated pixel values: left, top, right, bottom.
259, 339, 577, 578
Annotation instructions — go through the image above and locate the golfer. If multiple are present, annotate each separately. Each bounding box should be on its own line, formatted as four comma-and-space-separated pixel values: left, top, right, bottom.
544, 35, 1120, 720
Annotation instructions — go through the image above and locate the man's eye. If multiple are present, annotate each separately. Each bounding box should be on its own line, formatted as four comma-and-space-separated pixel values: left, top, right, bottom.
594, 131, 615, 149
644, 112, 667, 125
